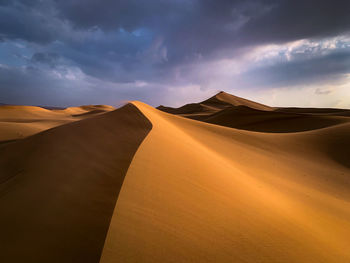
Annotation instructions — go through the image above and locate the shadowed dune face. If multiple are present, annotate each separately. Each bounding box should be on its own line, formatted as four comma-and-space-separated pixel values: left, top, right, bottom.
276, 107, 350, 116
100, 102, 350, 263
202, 106, 350, 133
0, 104, 152, 263
0, 104, 116, 142
298, 123, 350, 169
157, 92, 350, 133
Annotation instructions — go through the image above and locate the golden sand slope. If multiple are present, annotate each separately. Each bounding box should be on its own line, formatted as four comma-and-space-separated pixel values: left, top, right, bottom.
0, 104, 151, 263
101, 102, 350, 263
1, 97, 349, 262
0, 105, 115, 142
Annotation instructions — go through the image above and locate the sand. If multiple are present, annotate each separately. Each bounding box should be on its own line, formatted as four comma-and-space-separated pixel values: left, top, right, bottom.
100, 101, 350, 263
0, 104, 152, 263
0, 104, 115, 142
157, 91, 273, 117
203, 105, 350, 132
1, 92, 350, 263
158, 92, 350, 133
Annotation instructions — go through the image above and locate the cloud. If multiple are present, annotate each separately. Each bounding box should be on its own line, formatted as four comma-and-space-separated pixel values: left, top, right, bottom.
238, 0, 350, 44
0, 0, 350, 107
31, 52, 60, 67
240, 50, 350, 88
0, 1, 64, 43
315, 87, 334, 95
0, 63, 192, 107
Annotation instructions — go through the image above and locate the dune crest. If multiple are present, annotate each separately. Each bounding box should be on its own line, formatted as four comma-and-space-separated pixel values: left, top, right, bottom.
0, 104, 151, 263
100, 101, 350, 263
157, 91, 273, 116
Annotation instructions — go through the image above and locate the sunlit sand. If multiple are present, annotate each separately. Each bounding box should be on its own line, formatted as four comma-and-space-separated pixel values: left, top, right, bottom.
1, 92, 349, 262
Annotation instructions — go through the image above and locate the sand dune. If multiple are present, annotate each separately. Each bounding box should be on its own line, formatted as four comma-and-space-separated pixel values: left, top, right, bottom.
157, 91, 273, 117
158, 92, 350, 133
101, 101, 350, 263
0, 105, 66, 119
56, 105, 116, 115
0, 104, 115, 142
203, 105, 350, 132
276, 107, 350, 116
0, 104, 151, 263
1, 92, 349, 262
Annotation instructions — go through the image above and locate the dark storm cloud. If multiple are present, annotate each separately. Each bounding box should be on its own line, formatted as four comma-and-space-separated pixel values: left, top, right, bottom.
55, 0, 350, 42
0, 65, 64, 105
239, 0, 350, 44
31, 52, 60, 67
242, 50, 350, 87
0, 63, 173, 107
54, 0, 193, 31
52, 0, 350, 58
2, 0, 349, 54
0, 0, 350, 106
0, 1, 60, 43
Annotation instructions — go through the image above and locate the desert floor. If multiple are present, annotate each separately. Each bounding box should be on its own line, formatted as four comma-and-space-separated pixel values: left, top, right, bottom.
1, 92, 350, 262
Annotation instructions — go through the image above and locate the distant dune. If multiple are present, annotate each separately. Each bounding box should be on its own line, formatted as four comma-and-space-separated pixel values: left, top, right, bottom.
1, 92, 350, 262
157, 91, 273, 116
158, 91, 350, 133
0, 104, 115, 142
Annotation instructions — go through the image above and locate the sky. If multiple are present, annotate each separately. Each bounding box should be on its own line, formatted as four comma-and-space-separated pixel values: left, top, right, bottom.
0, 0, 350, 108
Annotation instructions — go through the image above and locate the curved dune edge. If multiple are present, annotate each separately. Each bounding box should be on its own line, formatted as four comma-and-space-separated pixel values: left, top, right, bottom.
100, 102, 350, 263
0, 104, 152, 263
0, 104, 116, 142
